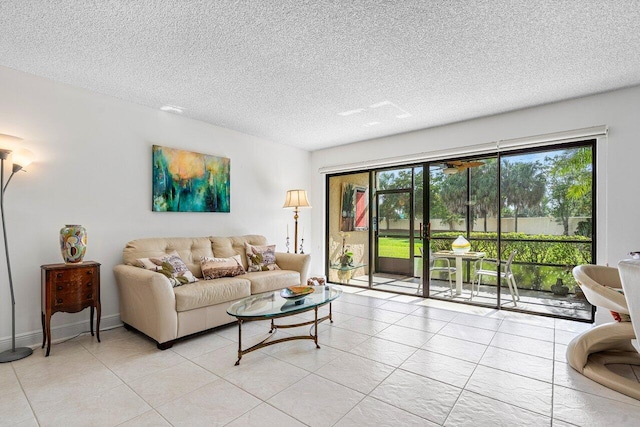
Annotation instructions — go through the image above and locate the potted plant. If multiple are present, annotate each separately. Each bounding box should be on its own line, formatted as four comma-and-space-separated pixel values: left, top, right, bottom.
551, 278, 569, 296
340, 251, 354, 267
341, 183, 355, 231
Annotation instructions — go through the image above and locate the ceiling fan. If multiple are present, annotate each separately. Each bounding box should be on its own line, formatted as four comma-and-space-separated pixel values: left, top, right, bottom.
441, 160, 485, 175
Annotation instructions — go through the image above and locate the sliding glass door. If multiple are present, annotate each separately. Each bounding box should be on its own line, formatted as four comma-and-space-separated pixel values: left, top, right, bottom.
326, 172, 370, 286
325, 140, 595, 321
425, 156, 498, 307
498, 144, 594, 318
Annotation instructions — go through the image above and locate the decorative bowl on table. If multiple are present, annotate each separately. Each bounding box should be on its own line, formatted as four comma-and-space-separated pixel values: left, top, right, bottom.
280, 286, 315, 304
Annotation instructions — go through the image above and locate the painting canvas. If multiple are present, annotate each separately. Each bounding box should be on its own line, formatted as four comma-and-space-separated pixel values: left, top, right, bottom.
152, 145, 230, 212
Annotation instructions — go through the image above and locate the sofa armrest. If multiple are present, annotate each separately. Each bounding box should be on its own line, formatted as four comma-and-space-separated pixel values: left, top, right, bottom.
276, 252, 311, 285
113, 264, 178, 345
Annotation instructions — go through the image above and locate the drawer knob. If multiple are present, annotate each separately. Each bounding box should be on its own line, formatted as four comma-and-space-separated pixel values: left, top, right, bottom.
56, 298, 63, 304
87, 270, 93, 275
86, 282, 92, 287
57, 286, 63, 291
56, 273, 63, 279
87, 293, 93, 299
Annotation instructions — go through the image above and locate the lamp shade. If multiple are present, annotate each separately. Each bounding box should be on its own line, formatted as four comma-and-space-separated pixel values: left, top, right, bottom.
12, 149, 34, 169
0, 134, 22, 152
283, 189, 311, 208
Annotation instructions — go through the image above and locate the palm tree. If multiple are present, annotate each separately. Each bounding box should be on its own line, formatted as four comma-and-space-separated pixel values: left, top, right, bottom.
501, 160, 546, 232
439, 172, 468, 229
470, 159, 498, 232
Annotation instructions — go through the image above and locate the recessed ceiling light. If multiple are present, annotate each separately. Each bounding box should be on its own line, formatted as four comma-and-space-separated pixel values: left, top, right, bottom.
396, 113, 412, 119
338, 108, 365, 116
160, 104, 184, 114
363, 121, 381, 127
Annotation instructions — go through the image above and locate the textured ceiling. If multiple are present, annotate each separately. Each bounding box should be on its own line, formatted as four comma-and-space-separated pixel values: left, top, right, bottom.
1, 1, 640, 151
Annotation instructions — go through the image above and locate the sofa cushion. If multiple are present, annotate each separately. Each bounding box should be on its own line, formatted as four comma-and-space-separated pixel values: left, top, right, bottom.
200, 255, 246, 279
210, 235, 268, 270
173, 277, 252, 312
145, 251, 199, 287
123, 237, 214, 278
245, 243, 280, 272
245, 270, 300, 294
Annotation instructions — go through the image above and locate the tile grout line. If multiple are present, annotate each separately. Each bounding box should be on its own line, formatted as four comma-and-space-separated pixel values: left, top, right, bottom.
10, 361, 41, 426
440, 315, 501, 425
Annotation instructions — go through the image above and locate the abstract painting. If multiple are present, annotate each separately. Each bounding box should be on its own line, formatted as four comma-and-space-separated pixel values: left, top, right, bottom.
152, 145, 230, 212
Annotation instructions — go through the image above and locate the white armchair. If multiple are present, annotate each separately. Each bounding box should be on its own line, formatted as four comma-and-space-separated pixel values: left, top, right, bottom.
566, 263, 640, 400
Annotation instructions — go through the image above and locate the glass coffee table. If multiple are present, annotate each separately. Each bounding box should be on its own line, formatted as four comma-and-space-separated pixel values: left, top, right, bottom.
226, 285, 342, 365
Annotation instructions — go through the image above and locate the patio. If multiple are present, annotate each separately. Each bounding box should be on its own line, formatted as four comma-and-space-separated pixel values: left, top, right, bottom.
348, 274, 593, 321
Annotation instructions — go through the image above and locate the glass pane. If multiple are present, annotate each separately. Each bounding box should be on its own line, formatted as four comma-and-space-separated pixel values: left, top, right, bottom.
470, 158, 498, 233
376, 191, 414, 277
429, 165, 468, 234
377, 168, 413, 190
500, 145, 593, 319
424, 158, 499, 306
377, 193, 411, 236
327, 173, 370, 287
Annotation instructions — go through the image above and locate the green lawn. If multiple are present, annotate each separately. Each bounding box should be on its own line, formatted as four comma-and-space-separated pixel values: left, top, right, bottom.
378, 237, 423, 258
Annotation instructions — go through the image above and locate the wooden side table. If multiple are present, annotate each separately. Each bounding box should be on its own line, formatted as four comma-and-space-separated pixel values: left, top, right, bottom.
41, 261, 101, 356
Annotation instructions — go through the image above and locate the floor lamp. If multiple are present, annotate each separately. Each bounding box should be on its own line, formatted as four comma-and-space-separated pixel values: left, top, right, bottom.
283, 189, 311, 254
0, 134, 34, 363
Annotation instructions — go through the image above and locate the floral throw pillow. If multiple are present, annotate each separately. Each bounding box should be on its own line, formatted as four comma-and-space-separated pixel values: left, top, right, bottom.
137, 251, 198, 287
245, 243, 280, 272
200, 255, 246, 280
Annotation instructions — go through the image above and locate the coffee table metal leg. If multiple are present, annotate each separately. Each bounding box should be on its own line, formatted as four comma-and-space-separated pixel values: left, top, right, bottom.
314, 306, 320, 348
232, 299, 340, 365
235, 319, 243, 366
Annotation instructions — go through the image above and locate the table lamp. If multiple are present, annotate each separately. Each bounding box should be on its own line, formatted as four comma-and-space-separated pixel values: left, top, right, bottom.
283, 189, 311, 254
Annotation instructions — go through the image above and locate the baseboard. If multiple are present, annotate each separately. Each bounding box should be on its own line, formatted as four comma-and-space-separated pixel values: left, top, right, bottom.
0, 313, 123, 352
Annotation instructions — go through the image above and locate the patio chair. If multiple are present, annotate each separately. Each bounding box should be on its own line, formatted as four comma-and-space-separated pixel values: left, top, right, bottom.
566, 263, 640, 400
472, 250, 519, 306
417, 247, 456, 296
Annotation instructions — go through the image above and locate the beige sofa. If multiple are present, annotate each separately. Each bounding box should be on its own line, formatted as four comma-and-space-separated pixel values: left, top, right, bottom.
113, 235, 310, 349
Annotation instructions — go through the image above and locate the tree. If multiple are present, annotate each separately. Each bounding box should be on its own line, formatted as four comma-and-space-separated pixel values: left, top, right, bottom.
501, 160, 546, 233
439, 172, 467, 230
547, 147, 593, 235
377, 172, 410, 230
470, 159, 498, 232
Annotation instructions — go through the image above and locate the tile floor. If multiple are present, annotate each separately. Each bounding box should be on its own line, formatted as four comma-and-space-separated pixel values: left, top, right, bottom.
351, 274, 593, 320
3, 287, 640, 426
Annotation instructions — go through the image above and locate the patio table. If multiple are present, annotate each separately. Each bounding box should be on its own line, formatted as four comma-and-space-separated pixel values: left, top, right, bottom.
433, 250, 486, 295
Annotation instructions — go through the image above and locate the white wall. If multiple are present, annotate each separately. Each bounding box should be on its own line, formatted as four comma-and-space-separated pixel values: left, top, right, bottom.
310, 86, 640, 286
0, 66, 311, 351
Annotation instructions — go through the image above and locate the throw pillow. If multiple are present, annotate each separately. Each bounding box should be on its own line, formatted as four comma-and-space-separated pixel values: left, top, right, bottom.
245, 243, 280, 272
605, 285, 631, 322
200, 255, 246, 280
143, 251, 198, 287
136, 257, 159, 271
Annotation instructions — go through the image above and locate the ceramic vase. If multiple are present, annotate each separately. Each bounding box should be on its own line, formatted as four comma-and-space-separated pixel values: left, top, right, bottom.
452, 235, 470, 253
60, 225, 87, 263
